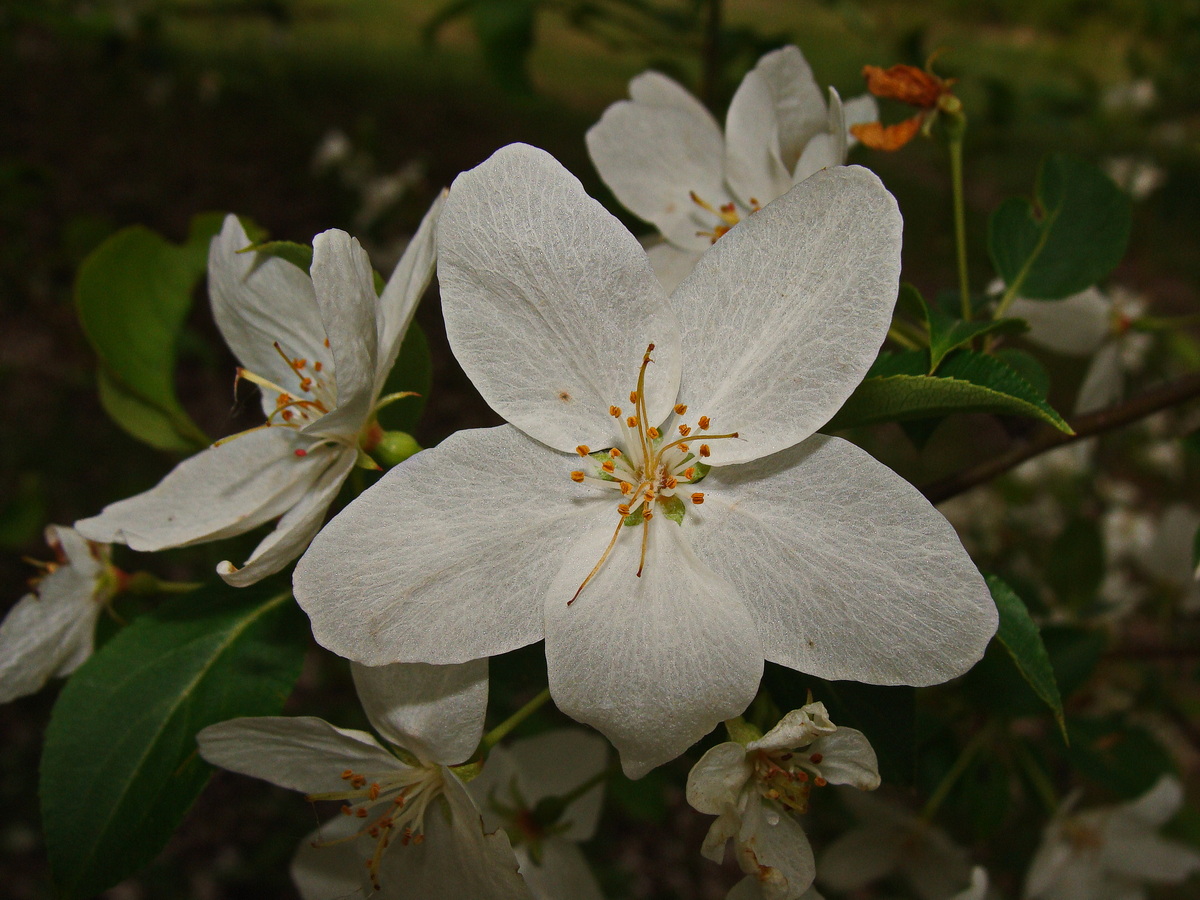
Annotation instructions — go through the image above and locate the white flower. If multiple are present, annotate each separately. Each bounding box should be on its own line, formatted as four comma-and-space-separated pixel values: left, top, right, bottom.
955, 867, 990, 900
293, 143, 996, 777
0, 526, 117, 703
586, 45, 877, 291
686, 702, 880, 900
76, 197, 442, 586
198, 660, 532, 899
818, 789, 974, 900
468, 729, 609, 900
1025, 776, 1200, 900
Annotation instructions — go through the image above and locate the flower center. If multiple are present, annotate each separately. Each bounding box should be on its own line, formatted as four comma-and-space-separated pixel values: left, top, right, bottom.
567, 343, 739, 603
236, 339, 338, 428
305, 762, 444, 891
689, 191, 760, 244
752, 748, 829, 815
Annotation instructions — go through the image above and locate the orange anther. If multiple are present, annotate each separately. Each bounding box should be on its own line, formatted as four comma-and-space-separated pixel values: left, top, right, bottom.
570, 471, 585, 483
698, 416, 711, 430
647, 426, 660, 439
627, 416, 638, 428
609, 405, 621, 418
620, 482, 633, 495
814, 777, 827, 787
809, 753, 823, 764
294, 449, 308, 457
282, 410, 294, 421
643, 510, 654, 520
356, 808, 369, 818
299, 378, 313, 391
323, 338, 331, 348
629, 391, 638, 404
393, 796, 406, 807
617, 504, 631, 516
369, 783, 381, 800
678, 443, 690, 453
691, 493, 704, 504
293, 358, 306, 369
678, 424, 691, 436
683, 467, 696, 479
576, 445, 591, 457
609, 448, 622, 458
664, 476, 678, 489
674, 404, 688, 415
341, 804, 353, 815
341, 770, 354, 779
314, 361, 323, 372
602, 460, 615, 473
699, 445, 711, 457
796, 771, 809, 782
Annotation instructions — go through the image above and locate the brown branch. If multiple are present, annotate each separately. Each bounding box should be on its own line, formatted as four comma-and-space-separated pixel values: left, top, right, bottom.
922, 372, 1200, 504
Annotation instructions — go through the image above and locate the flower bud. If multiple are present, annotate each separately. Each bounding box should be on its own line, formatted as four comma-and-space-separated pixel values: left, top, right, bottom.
374, 430, 423, 468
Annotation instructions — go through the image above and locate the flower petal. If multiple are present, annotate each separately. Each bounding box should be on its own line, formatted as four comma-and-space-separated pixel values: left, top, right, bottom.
208, 215, 328, 418
351, 659, 489, 766
673, 166, 902, 465
544, 517, 763, 778
746, 702, 836, 753
0, 579, 100, 703
305, 229, 379, 437
439, 144, 682, 452
842, 93, 879, 147
686, 741, 754, 815
49, 524, 106, 579
647, 240, 703, 294
805, 728, 880, 790
374, 191, 444, 396
737, 795, 816, 900
1075, 340, 1124, 414
518, 840, 605, 900
290, 819, 372, 900
688, 435, 995, 685
376, 772, 531, 899
294, 424, 596, 665
1102, 830, 1200, 883
76, 428, 327, 552
1009, 287, 1111, 356
196, 716, 402, 795
504, 729, 610, 841
817, 823, 902, 891
219, 447, 357, 587
587, 82, 727, 253
1120, 774, 1185, 827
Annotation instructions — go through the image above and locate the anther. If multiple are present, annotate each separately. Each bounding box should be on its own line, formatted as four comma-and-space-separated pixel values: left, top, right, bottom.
617, 504, 631, 516
814, 777, 828, 787
369, 783, 381, 800
643, 510, 654, 520
674, 404, 688, 415
678, 424, 691, 436
629, 391, 638, 404
341, 770, 354, 779
609, 448, 621, 458
356, 808, 369, 818
576, 445, 591, 457
699, 444, 711, 457
691, 493, 704, 504
620, 482, 633, 495
664, 475, 678, 489
609, 405, 621, 418
323, 338, 331, 348
698, 416, 711, 430
627, 416, 638, 428
602, 460, 615, 474
314, 361, 323, 372
683, 467, 696, 479
647, 426, 660, 439
294, 449, 308, 457
570, 471, 585, 483
678, 442, 690, 453
796, 771, 809, 782
809, 753, 823, 764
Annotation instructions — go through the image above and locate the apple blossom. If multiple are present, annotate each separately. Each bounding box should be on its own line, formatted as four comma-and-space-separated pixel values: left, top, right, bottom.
586, 45, 876, 290
686, 702, 880, 900
293, 143, 996, 778
198, 659, 532, 899
1025, 776, 1200, 900
0, 526, 118, 703
76, 196, 442, 586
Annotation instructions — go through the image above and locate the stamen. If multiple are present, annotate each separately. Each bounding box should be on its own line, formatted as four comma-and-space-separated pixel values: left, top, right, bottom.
647, 426, 660, 439
700, 444, 711, 457
678, 424, 691, 436
674, 404, 688, 415
602, 460, 615, 474
609, 448, 622, 458
684, 467, 696, 480
637, 512, 650, 576
627, 416, 638, 428
691, 492, 704, 504
570, 471, 585, 483
629, 391, 638, 404
609, 405, 622, 418
569, 515, 626, 605
576, 445, 591, 457
698, 416, 711, 430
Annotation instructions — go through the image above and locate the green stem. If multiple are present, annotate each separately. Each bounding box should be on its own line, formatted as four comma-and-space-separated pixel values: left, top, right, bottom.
920, 727, 988, 821
481, 688, 551, 752
1012, 739, 1059, 814
948, 135, 971, 320
888, 323, 921, 350
556, 763, 618, 809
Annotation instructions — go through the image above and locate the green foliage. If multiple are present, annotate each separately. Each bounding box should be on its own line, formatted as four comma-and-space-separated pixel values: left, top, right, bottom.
40, 586, 308, 900
826, 349, 1072, 432
1045, 518, 1106, 610
244, 239, 314, 273
989, 154, 1132, 300
425, 0, 537, 93
987, 574, 1066, 737
899, 283, 1028, 372
377, 322, 433, 435
1066, 716, 1176, 799
75, 215, 224, 452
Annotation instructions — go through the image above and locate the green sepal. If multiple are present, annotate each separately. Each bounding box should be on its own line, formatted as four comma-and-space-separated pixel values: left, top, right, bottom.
622, 507, 646, 528
588, 450, 617, 481
241, 239, 313, 273
660, 494, 686, 526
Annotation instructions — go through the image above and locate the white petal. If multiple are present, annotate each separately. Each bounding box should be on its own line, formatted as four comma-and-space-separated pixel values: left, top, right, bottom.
841, 93, 879, 147
1120, 774, 1185, 827
953, 867, 990, 900
196, 716, 402, 794
628, 70, 712, 115
505, 728, 610, 841
1075, 341, 1124, 414
208, 215, 328, 419
686, 742, 754, 815
1102, 831, 1200, 883
737, 795, 816, 900
674, 166, 903, 465
724, 68, 793, 210
791, 133, 841, 184
703, 809, 742, 863
0, 581, 100, 703
466, 743, 521, 834
439, 144, 682, 452
294, 424, 595, 665
587, 86, 727, 253
219, 448, 357, 587
76, 428, 326, 552
688, 435, 996, 685
518, 840, 605, 900
747, 703, 836, 753
376, 773, 531, 899
745, 46, 829, 174
374, 191, 444, 395
351, 659, 489, 766
290, 819, 372, 900
1010, 287, 1111, 356
305, 229, 379, 437
49, 524, 106, 579
805, 728, 880, 790
544, 518, 763, 778
817, 824, 902, 891
647, 241, 702, 294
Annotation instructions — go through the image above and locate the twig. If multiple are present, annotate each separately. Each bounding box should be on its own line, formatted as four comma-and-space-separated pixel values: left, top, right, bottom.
922, 372, 1200, 504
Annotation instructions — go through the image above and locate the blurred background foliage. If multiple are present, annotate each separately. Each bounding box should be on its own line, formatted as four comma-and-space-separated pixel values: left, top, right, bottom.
2, 0, 1200, 897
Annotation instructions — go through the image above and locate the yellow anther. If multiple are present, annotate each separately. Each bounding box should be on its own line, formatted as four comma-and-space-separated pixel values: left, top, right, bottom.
674, 403, 688, 415
609, 405, 621, 418
576, 445, 590, 457
698, 416, 711, 430
619, 482, 633, 495
570, 471, 585, 483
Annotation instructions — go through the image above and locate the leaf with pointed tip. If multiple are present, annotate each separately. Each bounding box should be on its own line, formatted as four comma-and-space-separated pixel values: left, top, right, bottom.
900, 283, 1027, 372
987, 575, 1066, 739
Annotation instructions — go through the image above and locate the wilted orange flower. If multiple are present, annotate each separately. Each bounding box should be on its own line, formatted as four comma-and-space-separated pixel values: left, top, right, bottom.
850, 62, 959, 151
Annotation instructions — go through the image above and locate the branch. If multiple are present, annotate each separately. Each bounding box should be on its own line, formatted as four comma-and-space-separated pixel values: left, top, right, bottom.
922, 372, 1200, 504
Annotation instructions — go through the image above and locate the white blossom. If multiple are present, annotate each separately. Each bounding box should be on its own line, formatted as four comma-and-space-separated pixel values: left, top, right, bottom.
686, 702, 880, 900
0, 526, 116, 703
293, 143, 996, 777
1025, 776, 1200, 900
587, 45, 876, 291
76, 196, 442, 586
469, 729, 609, 900
198, 660, 532, 900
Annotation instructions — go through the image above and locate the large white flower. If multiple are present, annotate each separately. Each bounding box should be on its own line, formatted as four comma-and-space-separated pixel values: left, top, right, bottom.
1024, 776, 1200, 900
198, 660, 532, 899
76, 197, 442, 586
686, 702, 880, 900
0, 526, 116, 703
468, 729, 610, 900
293, 143, 996, 777
587, 45, 876, 290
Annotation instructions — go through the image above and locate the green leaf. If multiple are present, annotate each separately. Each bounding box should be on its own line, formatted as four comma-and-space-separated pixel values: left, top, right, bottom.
660, 494, 686, 525
902, 283, 1028, 372
994, 348, 1051, 397
40, 585, 307, 899
243, 239, 313, 273
1041, 625, 1108, 698
377, 322, 433, 435
989, 154, 1132, 300
76, 215, 223, 451
826, 350, 1073, 432
986, 575, 1066, 738
1046, 518, 1106, 610
1066, 716, 1176, 799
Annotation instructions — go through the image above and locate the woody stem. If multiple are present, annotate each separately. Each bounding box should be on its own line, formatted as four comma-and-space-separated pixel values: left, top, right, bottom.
948, 134, 971, 320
